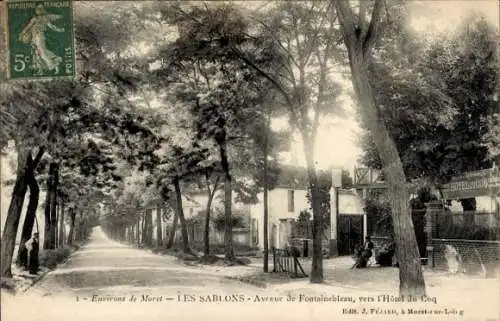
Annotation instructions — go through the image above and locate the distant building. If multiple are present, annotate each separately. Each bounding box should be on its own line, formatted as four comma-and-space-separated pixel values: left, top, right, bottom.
247, 165, 367, 254
248, 186, 366, 251
173, 165, 368, 254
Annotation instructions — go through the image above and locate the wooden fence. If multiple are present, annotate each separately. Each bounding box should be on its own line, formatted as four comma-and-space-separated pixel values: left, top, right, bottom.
272, 247, 307, 278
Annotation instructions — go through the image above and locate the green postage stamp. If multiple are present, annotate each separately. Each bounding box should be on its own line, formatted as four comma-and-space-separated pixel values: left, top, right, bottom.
6, 0, 75, 80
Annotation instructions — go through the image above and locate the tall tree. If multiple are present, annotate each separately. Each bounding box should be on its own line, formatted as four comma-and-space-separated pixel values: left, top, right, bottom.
240, 101, 288, 271
244, 2, 345, 282
160, 2, 346, 277
1, 1, 161, 277
1, 147, 30, 277
43, 162, 60, 249
153, 4, 280, 259
15, 151, 43, 267
155, 203, 163, 247
202, 167, 221, 256
334, 0, 425, 295
358, 13, 497, 208
0, 80, 75, 276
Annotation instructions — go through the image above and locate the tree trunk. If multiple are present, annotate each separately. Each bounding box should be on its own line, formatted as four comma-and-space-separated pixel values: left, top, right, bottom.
136, 213, 140, 247
141, 211, 146, 245
203, 174, 219, 256
56, 208, 60, 246
163, 205, 170, 246
67, 208, 76, 245
303, 139, 324, 283
43, 162, 58, 250
74, 210, 82, 242
156, 204, 163, 247
263, 111, 270, 272
148, 209, 153, 245
263, 185, 269, 272
143, 208, 153, 246
78, 211, 85, 241
218, 139, 235, 261
0, 149, 30, 277
166, 211, 178, 249
203, 200, 212, 256
51, 164, 59, 247
59, 199, 65, 247
16, 168, 39, 266
54, 198, 60, 248
204, 188, 215, 256
75, 214, 80, 242
43, 179, 53, 249
173, 177, 190, 253
339, 24, 426, 295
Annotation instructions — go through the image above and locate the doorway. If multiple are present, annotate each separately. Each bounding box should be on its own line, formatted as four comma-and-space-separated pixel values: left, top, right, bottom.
338, 215, 364, 256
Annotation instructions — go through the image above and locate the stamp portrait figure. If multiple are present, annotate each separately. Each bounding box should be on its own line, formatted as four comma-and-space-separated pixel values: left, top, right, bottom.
18, 4, 65, 75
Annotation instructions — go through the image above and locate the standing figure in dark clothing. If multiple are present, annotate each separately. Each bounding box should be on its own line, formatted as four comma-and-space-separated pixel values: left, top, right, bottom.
364, 236, 374, 259
18, 243, 29, 270
25, 232, 40, 275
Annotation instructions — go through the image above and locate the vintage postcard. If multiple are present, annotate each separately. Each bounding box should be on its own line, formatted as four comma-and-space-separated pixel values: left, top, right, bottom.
1, 1, 499, 321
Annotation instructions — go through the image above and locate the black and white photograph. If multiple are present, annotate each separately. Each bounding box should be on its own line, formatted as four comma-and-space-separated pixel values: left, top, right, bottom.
0, 1, 499, 320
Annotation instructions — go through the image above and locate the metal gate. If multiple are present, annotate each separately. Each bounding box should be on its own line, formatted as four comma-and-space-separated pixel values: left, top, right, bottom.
338, 215, 364, 256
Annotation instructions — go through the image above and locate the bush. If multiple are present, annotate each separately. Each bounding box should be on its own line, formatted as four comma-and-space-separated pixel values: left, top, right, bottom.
212, 213, 246, 232
39, 247, 72, 269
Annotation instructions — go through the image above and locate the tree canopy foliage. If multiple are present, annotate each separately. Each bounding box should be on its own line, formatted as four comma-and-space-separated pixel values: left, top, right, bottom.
358, 13, 498, 186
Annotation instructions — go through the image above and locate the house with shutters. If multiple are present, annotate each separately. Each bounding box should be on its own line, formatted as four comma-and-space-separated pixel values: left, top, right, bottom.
248, 166, 367, 255
165, 165, 367, 255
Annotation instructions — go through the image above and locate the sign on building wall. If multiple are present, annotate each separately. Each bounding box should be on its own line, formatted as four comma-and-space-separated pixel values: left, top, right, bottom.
441, 168, 500, 199
6, 0, 75, 80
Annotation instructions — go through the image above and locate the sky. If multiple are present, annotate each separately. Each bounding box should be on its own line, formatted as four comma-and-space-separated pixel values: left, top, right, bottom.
280, 0, 499, 172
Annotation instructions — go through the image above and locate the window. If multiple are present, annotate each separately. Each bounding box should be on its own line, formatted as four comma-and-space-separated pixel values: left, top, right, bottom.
288, 190, 294, 212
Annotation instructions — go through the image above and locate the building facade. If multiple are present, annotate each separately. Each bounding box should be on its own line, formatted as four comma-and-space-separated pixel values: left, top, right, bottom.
248, 187, 366, 253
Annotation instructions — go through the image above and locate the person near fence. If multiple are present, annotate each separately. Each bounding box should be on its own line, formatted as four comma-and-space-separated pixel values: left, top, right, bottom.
352, 236, 374, 269
25, 232, 40, 275
364, 236, 374, 252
